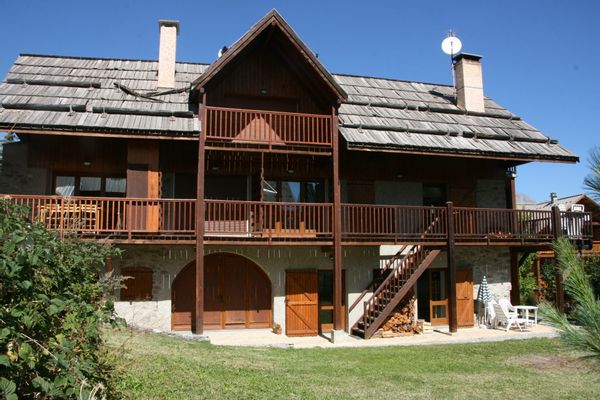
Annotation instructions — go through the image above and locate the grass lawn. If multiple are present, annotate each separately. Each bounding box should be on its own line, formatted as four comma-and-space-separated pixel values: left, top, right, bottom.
107, 329, 599, 399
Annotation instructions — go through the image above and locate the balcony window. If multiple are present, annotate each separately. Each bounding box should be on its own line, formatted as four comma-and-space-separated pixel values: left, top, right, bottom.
79, 176, 102, 197
55, 176, 75, 196
53, 174, 126, 197
263, 180, 324, 203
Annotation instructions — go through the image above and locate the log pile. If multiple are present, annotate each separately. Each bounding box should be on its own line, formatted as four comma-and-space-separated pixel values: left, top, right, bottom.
376, 291, 421, 337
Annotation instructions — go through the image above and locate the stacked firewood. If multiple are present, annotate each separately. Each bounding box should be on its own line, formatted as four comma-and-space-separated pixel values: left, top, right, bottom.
377, 291, 421, 337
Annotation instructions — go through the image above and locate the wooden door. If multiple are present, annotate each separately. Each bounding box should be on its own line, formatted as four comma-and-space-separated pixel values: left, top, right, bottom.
429, 269, 449, 326
171, 263, 195, 331
172, 254, 272, 331
456, 269, 474, 327
223, 256, 247, 329
318, 270, 346, 333
286, 270, 318, 336
204, 258, 223, 330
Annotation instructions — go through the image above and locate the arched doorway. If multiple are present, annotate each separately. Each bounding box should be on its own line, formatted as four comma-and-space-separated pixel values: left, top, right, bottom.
171, 253, 272, 331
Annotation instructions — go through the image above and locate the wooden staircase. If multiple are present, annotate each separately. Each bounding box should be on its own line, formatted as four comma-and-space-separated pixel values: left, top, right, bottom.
351, 245, 441, 339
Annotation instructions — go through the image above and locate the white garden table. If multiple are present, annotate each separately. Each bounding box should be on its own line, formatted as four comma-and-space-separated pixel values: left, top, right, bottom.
513, 305, 538, 326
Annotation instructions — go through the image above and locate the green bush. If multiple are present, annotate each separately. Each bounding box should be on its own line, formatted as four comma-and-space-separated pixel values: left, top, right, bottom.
540, 238, 600, 362
0, 201, 123, 399
519, 253, 538, 305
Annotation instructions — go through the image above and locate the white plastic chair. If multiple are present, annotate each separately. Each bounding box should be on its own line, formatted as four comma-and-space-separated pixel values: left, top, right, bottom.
499, 298, 516, 315
492, 303, 524, 332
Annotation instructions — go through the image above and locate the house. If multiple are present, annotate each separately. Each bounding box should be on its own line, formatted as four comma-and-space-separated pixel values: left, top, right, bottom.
519, 193, 599, 307
0, 11, 592, 339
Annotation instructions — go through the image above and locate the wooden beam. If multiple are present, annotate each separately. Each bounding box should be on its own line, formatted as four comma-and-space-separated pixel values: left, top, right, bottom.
510, 248, 521, 305
346, 145, 577, 164
332, 106, 343, 331
446, 201, 458, 333
10, 128, 196, 141
194, 94, 207, 334
551, 205, 565, 312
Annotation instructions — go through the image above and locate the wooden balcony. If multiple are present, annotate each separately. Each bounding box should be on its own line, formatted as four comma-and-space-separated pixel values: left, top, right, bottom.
204, 106, 333, 151
2, 195, 593, 246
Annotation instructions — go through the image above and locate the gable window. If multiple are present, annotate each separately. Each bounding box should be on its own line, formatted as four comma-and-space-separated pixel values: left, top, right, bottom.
120, 267, 153, 301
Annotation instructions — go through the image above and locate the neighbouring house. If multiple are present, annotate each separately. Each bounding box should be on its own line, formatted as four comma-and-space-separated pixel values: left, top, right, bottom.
519, 193, 599, 307
0, 11, 592, 339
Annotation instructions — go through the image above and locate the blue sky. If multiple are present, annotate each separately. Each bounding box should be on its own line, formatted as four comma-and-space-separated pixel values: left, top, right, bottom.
1, 0, 598, 202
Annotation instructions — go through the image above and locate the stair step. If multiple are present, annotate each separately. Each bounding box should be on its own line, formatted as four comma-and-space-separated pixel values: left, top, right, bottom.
351, 328, 365, 338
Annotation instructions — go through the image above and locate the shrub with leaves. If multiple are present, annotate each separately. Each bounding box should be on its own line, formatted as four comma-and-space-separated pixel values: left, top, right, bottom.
540, 237, 600, 362
0, 200, 123, 399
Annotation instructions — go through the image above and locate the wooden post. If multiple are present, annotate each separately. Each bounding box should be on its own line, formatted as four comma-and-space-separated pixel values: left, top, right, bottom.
509, 248, 520, 305
446, 201, 457, 333
194, 92, 207, 334
332, 106, 343, 331
535, 256, 542, 304
551, 205, 565, 312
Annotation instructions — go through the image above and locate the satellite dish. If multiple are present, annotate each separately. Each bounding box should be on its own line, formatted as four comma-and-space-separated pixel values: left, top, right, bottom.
441, 35, 462, 56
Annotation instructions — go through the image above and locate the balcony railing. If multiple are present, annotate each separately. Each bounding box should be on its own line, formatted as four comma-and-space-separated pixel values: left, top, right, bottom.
2, 195, 593, 244
2, 195, 332, 242
205, 106, 333, 147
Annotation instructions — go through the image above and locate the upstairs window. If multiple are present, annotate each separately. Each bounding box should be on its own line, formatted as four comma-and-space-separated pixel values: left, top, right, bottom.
263, 180, 325, 203
423, 184, 447, 207
53, 174, 126, 197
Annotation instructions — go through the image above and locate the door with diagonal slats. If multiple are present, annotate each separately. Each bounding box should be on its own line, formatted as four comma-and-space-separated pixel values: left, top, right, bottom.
286, 270, 318, 336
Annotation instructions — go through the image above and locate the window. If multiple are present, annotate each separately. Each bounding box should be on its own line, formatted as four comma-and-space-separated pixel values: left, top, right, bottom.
53, 174, 126, 197
423, 184, 447, 206
120, 267, 153, 301
55, 176, 75, 196
263, 180, 325, 203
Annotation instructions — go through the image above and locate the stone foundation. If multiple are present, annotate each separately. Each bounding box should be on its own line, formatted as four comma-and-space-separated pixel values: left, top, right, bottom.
112, 244, 511, 333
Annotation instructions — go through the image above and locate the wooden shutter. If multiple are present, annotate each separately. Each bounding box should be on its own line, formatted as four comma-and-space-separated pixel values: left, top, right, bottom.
120, 267, 153, 301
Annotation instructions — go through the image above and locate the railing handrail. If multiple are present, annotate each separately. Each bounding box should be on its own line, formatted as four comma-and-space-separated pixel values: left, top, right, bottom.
205, 105, 332, 120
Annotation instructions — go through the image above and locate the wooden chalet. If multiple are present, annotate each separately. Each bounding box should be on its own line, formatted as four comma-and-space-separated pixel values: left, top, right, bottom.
0, 11, 591, 339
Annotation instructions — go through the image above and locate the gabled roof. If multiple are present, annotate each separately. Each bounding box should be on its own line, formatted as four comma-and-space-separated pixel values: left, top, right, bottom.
335, 74, 577, 162
0, 10, 579, 162
192, 10, 346, 102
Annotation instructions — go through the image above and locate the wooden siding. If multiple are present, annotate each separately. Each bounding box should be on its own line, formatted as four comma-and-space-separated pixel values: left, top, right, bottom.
205, 31, 329, 115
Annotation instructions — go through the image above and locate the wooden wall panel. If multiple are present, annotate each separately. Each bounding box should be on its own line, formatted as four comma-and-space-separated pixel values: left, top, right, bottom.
206, 31, 328, 115
25, 135, 127, 175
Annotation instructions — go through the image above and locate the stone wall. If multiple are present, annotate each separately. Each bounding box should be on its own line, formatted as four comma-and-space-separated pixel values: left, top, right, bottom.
0, 142, 49, 195
429, 246, 512, 301
476, 179, 507, 208
112, 244, 512, 333
112, 245, 379, 332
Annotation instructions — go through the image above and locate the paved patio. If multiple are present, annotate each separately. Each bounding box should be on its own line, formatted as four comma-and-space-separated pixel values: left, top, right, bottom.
168, 324, 558, 348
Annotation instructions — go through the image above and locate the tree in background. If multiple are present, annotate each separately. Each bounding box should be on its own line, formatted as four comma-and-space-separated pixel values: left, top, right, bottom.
584, 147, 600, 201
0, 201, 123, 399
540, 238, 600, 362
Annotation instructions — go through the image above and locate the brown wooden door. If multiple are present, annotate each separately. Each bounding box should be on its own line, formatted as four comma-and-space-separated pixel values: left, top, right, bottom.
171, 263, 195, 331
172, 254, 272, 331
456, 269, 474, 327
204, 258, 223, 330
286, 270, 318, 336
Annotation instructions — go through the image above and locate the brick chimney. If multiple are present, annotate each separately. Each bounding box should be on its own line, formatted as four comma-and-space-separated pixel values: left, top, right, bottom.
453, 53, 484, 113
157, 20, 179, 89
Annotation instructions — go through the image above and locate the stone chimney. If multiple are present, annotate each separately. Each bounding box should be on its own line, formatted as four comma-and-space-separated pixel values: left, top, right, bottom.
157, 20, 180, 89
453, 53, 485, 113
550, 192, 558, 205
